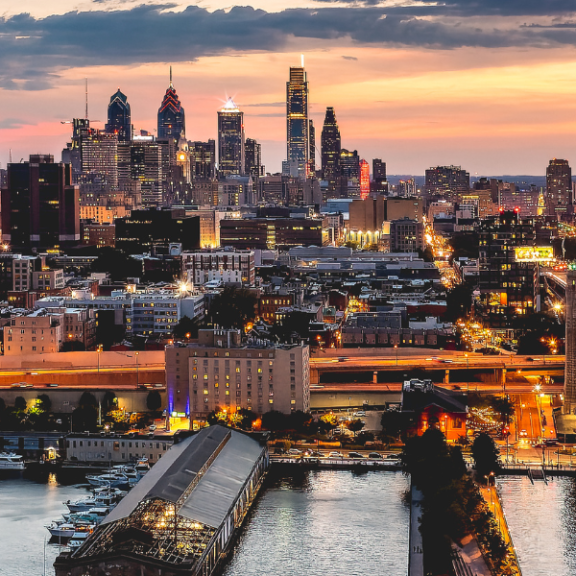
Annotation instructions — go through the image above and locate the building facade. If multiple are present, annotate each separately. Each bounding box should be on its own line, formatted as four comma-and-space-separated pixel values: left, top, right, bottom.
217, 99, 245, 177
286, 65, 310, 178
105, 88, 132, 142
166, 329, 310, 419
182, 249, 255, 286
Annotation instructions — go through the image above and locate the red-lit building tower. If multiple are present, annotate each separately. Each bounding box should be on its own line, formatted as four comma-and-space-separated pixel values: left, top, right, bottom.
359, 159, 370, 200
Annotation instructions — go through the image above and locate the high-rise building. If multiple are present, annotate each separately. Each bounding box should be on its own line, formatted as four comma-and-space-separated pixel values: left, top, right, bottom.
546, 158, 572, 218
245, 138, 264, 181
372, 159, 387, 194
339, 149, 360, 197
321, 107, 341, 196
564, 269, 576, 415
425, 165, 470, 200
190, 140, 216, 180
1, 155, 80, 250
217, 99, 245, 177
80, 130, 118, 188
105, 88, 132, 142
286, 65, 309, 178
359, 159, 370, 200
157, 68, 186, 145
118, 138, 163, 208
309, 119, 316, 173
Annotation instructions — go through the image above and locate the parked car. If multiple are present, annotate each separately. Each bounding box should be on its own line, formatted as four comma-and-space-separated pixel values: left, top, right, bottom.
368, 452, 383, 459
273, 447, 285, 455
328, 451, 344, 458
348, 452, 364, 459
354, 411, 367, 417
386, 454, 400, 460
288, 448, 303, 455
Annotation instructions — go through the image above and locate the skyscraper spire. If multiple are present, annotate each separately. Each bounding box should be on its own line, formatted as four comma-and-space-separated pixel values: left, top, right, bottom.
170, 66, 173, 88
158, 69, 186, 144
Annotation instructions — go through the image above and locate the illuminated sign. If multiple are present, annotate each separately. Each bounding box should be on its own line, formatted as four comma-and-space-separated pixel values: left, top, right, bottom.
514, 247, 554, 262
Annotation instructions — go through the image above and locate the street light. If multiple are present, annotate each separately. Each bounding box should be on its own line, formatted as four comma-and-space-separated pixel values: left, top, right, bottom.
136, 351, 139, 387
394, 344, 398, 366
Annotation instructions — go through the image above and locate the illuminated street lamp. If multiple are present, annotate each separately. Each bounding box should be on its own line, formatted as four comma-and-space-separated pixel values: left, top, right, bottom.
394, 344, 398, 366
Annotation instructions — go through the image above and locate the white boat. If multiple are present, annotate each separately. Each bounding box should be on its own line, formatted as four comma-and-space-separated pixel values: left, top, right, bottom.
64, 507, 110, 524
0, 452, 25, 471
46, 522, 76, 539
86, 473, 130, 488
135, 458, 150, 474
64, 492, 119, 513
72, 524, 96, 539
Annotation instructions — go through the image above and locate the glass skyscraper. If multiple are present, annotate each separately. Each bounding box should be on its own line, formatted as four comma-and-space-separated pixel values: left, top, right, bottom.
286, 65, 309, 179
217, 98, 244, 176
105, 89, 132, 142
157, 68, 186, 145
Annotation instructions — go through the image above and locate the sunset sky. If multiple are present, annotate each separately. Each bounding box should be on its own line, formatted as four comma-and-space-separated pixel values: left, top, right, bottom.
2, 1, 576, 175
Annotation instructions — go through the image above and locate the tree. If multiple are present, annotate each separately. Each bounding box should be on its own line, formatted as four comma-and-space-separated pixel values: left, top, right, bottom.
380, 411, 409, 442
102, 391, 117, 413
347, 419, 365, 436
209, 287, 257, 330
90, 247, 141, 281
173, 316, 202, 339
472, 433, 501, 479
36, 394, 52, 413
14, 397, 27, 412
72, 392, 99, 432
261, 410, 288, 432
146, 390, 162, 412
0, 397, 5, 414
448, 231, 480, 263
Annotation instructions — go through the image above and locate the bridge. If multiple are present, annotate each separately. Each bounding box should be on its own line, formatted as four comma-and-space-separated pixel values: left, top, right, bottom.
310, 350, 564, 385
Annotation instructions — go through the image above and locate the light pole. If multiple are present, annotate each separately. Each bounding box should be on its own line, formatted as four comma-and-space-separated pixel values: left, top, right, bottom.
394, 344, 398, 366
136, 351, 139, 387
465, 353, 469, 393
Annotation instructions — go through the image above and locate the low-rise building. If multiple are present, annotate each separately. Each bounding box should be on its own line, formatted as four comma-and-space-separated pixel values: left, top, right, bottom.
182, 249, 255, 286
3, 310, 63, 355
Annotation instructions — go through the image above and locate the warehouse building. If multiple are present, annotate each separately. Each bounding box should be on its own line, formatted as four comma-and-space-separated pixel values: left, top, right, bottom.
55, 425, 268, 576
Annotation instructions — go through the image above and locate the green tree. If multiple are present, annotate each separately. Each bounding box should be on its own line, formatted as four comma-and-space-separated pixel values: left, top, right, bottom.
472, 433, 501, 479
102, 391, 117, 413
209, 287, 257, 330
380, 410, 409, 442
72, 392, 99, 432
146, 390, 162, 412
36, 394, 52, 412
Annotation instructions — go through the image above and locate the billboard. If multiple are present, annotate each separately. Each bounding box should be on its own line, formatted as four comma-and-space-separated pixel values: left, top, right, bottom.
514, 246, 554, 262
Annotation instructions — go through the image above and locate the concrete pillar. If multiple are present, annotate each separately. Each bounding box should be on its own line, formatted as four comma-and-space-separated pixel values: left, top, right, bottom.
501, 368, 507, 385
444, 369, 450, 384
310, 367, 320, 385
373, 371, 378, 384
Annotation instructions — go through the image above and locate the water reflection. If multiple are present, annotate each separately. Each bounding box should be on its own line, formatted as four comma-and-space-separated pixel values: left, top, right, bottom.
498, 476, 576, 576
223, 470, 410, 576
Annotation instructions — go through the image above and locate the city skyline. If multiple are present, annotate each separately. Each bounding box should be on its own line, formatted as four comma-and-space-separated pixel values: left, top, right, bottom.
3, 2, 576, 174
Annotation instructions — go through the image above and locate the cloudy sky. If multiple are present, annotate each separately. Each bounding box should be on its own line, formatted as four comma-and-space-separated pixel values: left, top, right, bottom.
2, 0, 576, 175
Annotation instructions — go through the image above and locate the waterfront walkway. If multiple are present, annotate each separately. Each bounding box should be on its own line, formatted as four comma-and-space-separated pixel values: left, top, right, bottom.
408, 487, 424, 576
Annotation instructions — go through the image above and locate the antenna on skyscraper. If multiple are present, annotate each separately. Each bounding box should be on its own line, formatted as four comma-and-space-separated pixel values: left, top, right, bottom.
9, 149, 12, 163
170, 66, 173, 88
85, 78, 89, 120
301, 54, 305, 67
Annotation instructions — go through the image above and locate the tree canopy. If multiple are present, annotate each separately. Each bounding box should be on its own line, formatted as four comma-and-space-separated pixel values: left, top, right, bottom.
209, 287, 257, 329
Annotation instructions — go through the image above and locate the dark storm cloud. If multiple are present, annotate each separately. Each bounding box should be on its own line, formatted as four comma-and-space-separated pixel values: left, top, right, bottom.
1, 3, 576, 89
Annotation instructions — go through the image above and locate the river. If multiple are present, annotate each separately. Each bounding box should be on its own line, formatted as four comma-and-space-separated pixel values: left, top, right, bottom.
222, 469, 410, 576
499, 475, 576, 576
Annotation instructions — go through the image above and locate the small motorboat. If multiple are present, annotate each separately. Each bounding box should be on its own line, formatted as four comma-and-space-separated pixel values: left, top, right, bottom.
0, 452, 25, 471
46, 522, 76, 539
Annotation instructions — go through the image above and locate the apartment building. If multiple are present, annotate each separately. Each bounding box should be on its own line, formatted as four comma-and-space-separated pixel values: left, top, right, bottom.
165, 328, 310, 420
181, 249, 255, 286
4, 310, 63, 355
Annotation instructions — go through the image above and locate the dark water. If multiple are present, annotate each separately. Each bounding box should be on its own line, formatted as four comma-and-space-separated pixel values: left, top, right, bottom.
0, 472, 91, 576
499, 476, 576, 576
222, 470, 410, 576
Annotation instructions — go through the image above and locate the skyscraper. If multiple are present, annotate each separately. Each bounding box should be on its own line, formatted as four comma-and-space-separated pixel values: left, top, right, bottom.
425, 165, 470, 200
546, 158, 572, 218
372, 159, 387, 194
339, 149, 360, 197
309, 120, 316, 174
157, 68, 186, 145
1, 155, 80, 250
105, 88, 132, 141
217, 98, 244, 177
359, 159, 370, 200
190, 140, 216, 180
321, 107, 341, 196
286, 64, 309, 178
245, 138, 264, 181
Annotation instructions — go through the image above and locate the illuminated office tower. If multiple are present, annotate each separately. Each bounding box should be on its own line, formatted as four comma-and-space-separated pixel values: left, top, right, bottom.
321, 107, 341, 196
286, 64, 309, 178
157, 68, 186, 145
373, 158, 387, 194
105, 88, 132, 142
218, 99, 245, 177
245, 138, 264, 181
309, 120, 316, 173
546, 158, 572, 218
